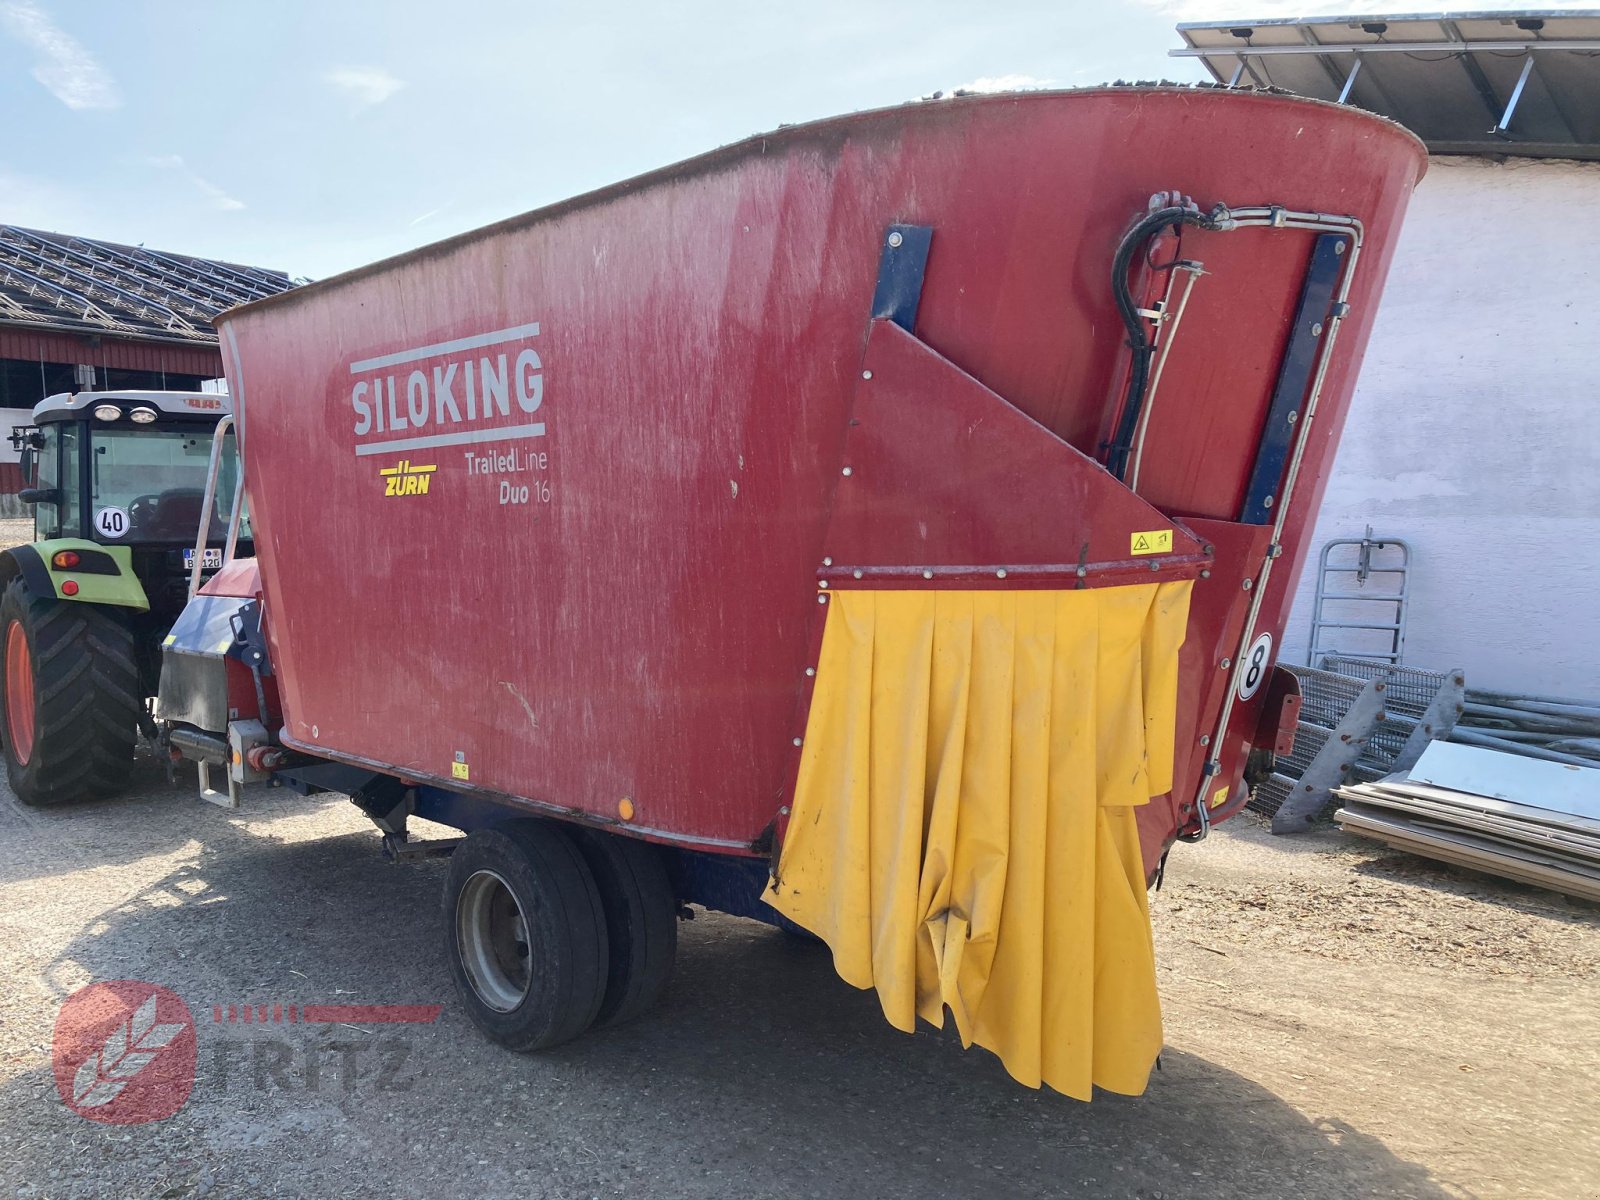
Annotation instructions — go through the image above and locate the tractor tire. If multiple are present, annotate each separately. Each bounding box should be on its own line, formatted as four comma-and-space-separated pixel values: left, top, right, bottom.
0, 577, 140, 807
570, 828, 678, 1028
444, 822, 609, 1051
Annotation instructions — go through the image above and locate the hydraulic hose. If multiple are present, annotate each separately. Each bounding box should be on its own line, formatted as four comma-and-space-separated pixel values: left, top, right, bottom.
1105, 204, 1223, 481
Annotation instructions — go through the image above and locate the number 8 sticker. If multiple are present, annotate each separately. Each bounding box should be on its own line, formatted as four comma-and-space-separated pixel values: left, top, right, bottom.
1236, 632, 1274, 701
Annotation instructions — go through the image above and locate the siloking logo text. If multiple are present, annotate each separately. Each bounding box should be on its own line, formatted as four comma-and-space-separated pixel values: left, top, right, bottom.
348, 321, 545, 459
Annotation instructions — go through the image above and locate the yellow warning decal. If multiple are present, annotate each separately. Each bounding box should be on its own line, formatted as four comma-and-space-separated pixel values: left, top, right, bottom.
162, 634, 177, 646
451, 760, 470, 781
1130, 529, 1173, 556
1211, 786, 1229, 809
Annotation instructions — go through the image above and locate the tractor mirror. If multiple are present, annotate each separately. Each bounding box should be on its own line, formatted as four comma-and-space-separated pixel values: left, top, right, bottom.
18, 445, 36, 485
18, 486, 59, 506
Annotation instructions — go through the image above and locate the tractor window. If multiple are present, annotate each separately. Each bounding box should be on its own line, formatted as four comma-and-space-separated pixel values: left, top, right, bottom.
58, 424, 81, 537
88, 429, 250, 544
29, 425, 80, 540
32, 426, 59, 539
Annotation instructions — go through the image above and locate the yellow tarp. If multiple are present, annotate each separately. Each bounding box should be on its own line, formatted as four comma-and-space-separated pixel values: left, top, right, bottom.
763, 583, 1193, 1100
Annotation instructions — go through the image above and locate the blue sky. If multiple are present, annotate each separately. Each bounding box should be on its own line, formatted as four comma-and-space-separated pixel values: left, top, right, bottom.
0, 0, 1233, 279
3, 1, 1582, 280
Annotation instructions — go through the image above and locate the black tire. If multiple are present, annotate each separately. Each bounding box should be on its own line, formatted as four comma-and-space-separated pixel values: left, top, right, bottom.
0, 576, 139, 807
443, 822, 609, 1051
571, 829, 677, 1028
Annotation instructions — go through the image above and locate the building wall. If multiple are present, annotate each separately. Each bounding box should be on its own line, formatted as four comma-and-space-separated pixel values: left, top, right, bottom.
0, 330, 223, 516
1284, 156, 1600, 697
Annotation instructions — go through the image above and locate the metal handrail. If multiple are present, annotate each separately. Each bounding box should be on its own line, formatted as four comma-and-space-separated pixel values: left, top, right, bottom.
187, 414, 236, 600
1182, 204, 1366, 839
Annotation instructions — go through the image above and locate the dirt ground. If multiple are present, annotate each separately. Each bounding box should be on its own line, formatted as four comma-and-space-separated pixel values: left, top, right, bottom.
0, 768, 1593, 1200
0, 515, 1596, 1198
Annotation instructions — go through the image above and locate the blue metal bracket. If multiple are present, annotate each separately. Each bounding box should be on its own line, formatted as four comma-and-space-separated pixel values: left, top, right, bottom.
1240, 233, 1345, 525
870, 224, 933, 332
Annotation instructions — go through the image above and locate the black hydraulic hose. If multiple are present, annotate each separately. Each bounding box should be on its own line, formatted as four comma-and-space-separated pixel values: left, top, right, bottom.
1105, 205, 1222, 481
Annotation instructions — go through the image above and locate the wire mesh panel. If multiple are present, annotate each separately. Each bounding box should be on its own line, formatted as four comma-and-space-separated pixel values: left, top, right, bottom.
1321, 655, 1446, 719
1295, 665, 1371, 726
1250, 657, 1463, 826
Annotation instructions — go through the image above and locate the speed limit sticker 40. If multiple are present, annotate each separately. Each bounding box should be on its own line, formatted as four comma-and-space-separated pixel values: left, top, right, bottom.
1236, 632, 1274, 701
95, 506, 130, 539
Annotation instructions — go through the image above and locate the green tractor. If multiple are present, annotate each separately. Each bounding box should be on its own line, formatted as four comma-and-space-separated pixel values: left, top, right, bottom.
1, 390, 247, 806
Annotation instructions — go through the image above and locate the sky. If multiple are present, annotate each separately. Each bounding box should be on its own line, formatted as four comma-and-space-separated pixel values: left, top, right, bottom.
0, 1, 1587, 280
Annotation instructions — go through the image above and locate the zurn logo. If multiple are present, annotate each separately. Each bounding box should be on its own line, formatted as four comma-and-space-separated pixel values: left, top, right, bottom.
348, 323, 544, 459
379, 460, 436, 496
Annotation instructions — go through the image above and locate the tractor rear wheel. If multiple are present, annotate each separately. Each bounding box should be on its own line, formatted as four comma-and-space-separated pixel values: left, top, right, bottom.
0, 577, 140, 806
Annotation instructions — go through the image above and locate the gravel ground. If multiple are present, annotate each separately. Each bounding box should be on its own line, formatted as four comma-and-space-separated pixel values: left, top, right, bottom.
0, 518, 34, 549
0, 769, 1595, 1200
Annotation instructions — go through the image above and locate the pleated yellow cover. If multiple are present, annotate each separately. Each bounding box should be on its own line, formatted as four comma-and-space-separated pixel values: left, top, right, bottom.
763, 583, 1193, 1100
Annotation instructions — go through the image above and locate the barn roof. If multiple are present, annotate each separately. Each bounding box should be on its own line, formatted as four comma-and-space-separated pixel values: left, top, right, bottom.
0, 224, 297, 346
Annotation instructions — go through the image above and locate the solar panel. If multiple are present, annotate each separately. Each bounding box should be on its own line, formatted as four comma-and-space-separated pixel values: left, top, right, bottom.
1173, 11, 1600, 160
0, 225, 298, 344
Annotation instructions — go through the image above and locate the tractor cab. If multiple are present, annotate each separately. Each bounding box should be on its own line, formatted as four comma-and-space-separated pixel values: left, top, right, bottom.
10, 390, 249, 619
2, 391, 251, 807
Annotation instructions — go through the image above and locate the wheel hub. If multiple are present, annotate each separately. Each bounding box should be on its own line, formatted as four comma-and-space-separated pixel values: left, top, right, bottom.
5, 620, 34, 766
456, 869, 532, 1012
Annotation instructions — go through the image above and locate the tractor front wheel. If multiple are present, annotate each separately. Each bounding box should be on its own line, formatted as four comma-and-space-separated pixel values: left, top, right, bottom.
0, 577, 140, 806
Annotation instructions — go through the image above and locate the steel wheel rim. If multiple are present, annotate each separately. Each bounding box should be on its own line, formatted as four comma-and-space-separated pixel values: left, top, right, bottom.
4, 621, 34, 765
456, 869, 532, 1012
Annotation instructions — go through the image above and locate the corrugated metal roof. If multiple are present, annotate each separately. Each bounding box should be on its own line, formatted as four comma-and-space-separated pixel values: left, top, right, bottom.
0, 225, 298, 345
1172, 11, 1600, 160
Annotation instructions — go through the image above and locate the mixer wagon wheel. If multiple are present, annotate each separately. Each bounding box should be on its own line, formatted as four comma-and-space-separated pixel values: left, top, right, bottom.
0, 578, 138, 807
570, 829, 677, 1028
444, 821, 610, 1050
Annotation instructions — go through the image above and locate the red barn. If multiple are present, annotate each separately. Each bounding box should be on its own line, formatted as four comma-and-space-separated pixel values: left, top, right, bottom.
0, 225, 296, 507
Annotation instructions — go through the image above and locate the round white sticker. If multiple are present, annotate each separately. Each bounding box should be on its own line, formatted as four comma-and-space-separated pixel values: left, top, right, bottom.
94, 506, 130, 539
1236, 632, 1274, 701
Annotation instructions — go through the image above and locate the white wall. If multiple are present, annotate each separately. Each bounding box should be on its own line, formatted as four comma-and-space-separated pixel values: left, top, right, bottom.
1284, 156, 1600, 698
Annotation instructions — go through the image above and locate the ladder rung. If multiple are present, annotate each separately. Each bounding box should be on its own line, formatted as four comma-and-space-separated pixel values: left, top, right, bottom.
1313, 621, 1403, 632
1315, 592, 1405, 602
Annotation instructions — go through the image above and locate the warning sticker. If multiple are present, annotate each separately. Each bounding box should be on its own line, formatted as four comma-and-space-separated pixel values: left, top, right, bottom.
1211, 786, 1230, 809
452, 751, 470, 782
1130, 529, 1173, 556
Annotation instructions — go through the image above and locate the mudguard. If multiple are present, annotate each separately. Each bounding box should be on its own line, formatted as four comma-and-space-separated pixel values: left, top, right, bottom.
0, 540, 150, 612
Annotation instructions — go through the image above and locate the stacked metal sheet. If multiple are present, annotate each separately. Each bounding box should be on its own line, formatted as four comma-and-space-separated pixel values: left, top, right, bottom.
1335, 741, 1600, 902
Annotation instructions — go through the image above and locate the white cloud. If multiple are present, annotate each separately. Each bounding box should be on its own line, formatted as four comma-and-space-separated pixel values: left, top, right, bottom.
148, 155, 246, 212
0, 0, 120, 110
946, 73, 1057, 94
325, 66, 406, 109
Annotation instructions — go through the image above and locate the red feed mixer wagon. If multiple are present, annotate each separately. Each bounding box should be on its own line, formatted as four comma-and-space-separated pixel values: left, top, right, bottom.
152, 86, 1422, 1098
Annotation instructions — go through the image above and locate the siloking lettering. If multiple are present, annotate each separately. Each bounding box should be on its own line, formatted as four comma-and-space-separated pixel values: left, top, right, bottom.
347, 323, 545, 456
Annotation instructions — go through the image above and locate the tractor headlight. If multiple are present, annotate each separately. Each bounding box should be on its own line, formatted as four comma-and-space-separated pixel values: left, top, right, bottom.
92, 404, 122, 421
129, 407, 158, 424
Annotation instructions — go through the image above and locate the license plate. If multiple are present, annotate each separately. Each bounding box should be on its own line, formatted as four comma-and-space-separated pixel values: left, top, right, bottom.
183, 548, 224, 569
